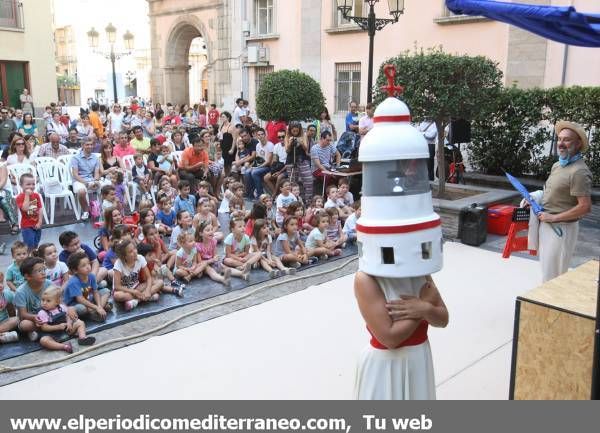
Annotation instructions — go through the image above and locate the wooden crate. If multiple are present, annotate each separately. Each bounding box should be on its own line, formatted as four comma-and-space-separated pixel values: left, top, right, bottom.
509, 260, 599, 400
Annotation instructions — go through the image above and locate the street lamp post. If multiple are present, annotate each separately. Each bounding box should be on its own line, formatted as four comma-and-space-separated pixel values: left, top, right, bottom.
337, 0, 404, 103
87, 24, 135, 103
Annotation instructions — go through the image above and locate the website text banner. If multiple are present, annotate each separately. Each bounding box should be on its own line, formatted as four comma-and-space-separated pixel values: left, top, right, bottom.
2, 401, 597, 433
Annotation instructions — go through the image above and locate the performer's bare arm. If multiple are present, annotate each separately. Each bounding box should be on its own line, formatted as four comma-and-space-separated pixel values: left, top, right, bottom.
386, 276, 449, 328
538, 195, 591, 223
354, 271, 420, 350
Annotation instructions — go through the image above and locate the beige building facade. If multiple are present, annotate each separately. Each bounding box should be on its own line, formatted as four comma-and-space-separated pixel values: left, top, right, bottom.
148, 0, 600, 117
0, 0, 58, 111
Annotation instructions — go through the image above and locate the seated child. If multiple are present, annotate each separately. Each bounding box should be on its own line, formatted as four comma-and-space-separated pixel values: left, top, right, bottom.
156, 143, 175, 180
169, 210, 195, 251
0, 271, 19, 344
64, 251, 111, 321
113, 239, 164, 312
58, 231, 102, 278
156, 197, 176, 236
223, 217, 261, 275
137, 243, 183, 297
196, 180, 218, 212
195, 221, 236, 286
37, 285, 95, 353
342, 201, 361, 243
5, 241, 29, 307
275, 180, 297, 227
101, 225, 131, 280
132, 153, 152, 201
230, 139, 251, 178
217, 177, 236, 238
193, 198, 223, 242
174, 232, 205, 283
273, 216, 311, 268
110, 171, 127, 208
157, 175, 178, 202
142, 223, 176, 271
287, 201, 310, 241
290, 183, 304, 207
173, 180, 197, 216
306, 195, 325, 227
101, 185, 119, 213
250, 219, 293, 278
36, 243, 69, 287
14, 257, 54, 342
324, 185, 352, 219
305, 211, 342, 260
245, 202, 267, 237
337, 178, 354, 206
325, 207, 347, 248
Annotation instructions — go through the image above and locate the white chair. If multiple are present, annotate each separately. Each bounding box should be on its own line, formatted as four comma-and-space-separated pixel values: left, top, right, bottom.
172, 151, 183, 167
32, 156, 57, 166
68, 148, 79, 155
36, 161, 79, 224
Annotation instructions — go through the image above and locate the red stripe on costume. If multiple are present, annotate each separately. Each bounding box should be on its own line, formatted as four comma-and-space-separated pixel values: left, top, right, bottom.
369, 320, 429, 350
357, 219, 441, 235
373, 115, 411, 123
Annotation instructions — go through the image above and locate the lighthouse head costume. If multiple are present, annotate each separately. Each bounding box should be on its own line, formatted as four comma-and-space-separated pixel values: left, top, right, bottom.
357, 66, 443, 278
354, 65, 445, 400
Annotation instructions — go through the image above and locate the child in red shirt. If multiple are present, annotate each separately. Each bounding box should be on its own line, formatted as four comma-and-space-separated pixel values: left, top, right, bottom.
15, 173, 43, 252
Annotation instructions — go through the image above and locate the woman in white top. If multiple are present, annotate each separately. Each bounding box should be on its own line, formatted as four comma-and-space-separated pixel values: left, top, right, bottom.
6, 136, 30, 166
46, 112, 68, 143
0, 160, 19, 234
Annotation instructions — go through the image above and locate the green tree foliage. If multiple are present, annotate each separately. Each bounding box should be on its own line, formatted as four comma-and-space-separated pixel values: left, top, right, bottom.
374, 48, 503, 195
256, 70, 325, 122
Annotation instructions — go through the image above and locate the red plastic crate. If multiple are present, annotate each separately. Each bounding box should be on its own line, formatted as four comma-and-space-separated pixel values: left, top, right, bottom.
487, 204, 516, 235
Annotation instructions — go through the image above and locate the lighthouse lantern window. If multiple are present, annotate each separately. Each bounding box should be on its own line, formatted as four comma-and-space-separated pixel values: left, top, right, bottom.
362, 159, 430, 197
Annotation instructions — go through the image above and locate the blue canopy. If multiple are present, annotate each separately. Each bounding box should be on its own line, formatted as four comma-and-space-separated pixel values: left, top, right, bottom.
446, 0, 600, 47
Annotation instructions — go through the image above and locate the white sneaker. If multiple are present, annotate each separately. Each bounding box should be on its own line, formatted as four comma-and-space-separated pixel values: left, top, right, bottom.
28, 331, 39, 342
124, 299, 139, 311
0, 331, 19, 343
81, 211, 90, 220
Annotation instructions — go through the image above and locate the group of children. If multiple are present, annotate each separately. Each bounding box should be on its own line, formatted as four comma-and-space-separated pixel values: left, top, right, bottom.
0, 171, 360, 354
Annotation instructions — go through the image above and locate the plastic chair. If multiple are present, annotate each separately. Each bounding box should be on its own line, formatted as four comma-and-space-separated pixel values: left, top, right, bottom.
36, 161, 80, 224
7, 163, 50, 225
32, 156, 58, 167
121, 154, 140, 211
68, 148, 79, 155
172, 151, 183, 167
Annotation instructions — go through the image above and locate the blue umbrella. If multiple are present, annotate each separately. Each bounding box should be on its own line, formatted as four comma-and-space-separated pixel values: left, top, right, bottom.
504, 171, 563, 237
446, 0, 600, 47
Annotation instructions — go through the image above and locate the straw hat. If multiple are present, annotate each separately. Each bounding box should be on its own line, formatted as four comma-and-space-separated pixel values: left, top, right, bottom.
555, 120, 589, 153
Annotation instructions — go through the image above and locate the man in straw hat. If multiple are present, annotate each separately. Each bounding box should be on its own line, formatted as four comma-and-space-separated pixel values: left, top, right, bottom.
527, 121, 592, 282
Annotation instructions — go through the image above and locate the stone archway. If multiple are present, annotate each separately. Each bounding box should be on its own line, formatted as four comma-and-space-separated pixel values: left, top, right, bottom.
163, 16, 212, 105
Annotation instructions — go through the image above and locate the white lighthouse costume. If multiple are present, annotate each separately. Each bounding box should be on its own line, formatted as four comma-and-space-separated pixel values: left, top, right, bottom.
354, 66, 443, 400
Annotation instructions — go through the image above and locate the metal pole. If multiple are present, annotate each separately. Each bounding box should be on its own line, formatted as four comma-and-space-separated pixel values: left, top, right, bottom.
367, 2, 376, 104
110, 45, 118, 103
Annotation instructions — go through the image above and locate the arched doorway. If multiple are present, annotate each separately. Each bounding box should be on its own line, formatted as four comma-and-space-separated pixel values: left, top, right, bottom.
163, 17, 211, 105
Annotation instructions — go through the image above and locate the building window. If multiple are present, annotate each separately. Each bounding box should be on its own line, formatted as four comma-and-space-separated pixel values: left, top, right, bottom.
0, 0, 23, 29
255, 66, 274, 95
334, 0, 363, 27
335, 63, 361, 113
255, 0, 274, 35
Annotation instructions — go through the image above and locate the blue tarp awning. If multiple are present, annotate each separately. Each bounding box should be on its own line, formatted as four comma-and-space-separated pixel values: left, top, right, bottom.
446, 0, 600, 47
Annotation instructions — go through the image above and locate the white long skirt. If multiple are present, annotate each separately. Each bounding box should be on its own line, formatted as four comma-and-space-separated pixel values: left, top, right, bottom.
354, 341, 436, 400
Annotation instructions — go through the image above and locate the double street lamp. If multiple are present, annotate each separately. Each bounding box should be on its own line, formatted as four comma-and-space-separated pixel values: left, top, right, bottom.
336, 0, 404, 103
87, 23, 135, 103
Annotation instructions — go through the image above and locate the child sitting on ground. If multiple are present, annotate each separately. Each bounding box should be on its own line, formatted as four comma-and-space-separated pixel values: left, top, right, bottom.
157, 175, 178, 203
58, 231, 103, 281
305, 211, 342, 260
230, 139, 251, 179
101, 185, 119, 213
0, 272, 19, 344
245, 202, 267, 237
193, 198, 223, 242
111, 171, 127, 207
251, 219, 293, 278
174, 232, 205, 283
223, 218, 260, 276
342, 201, 361, 243
287, 201, 310, 241
169, 210, 195, 251
156, 197, 176, 236
325, 207, 347, 248
195, 221, 235, 287
137, 243, 183, 297
37, 285, 95, 353
5, 241, 29, 307
13, 257, 54, 342
101, 225, 131, 281
196, 181, 218, 212
217, 177, 236, 238
306, 195, 325, 227
273, 216, 311, 269
113, 239, 164, 312
337, 178, 354, 207
275, 180, 297, 227
132, 153, 152, 202
290, 183, 304, 208
64, 251, 111, 321
173, 180, 196, 216
142, 223, 177, 274
36, 243, 69, 288
324, 184, 352, 220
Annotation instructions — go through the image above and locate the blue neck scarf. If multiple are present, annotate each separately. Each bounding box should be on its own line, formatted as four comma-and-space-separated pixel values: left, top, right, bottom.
559, 152, 583, 167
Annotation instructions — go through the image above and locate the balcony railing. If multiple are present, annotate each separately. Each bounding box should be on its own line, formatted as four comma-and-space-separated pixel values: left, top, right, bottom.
0, 0, 23, 30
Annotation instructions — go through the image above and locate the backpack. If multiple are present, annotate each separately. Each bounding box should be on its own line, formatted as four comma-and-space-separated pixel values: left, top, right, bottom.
336, 131, 361, 159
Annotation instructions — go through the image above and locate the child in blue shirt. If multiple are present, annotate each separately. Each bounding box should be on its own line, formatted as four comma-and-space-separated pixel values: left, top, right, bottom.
64, 251, 111, 321
0, 271, 19, 344
5, 241, 29, 305
156, 197, 176, 236
173, 180, 196, 215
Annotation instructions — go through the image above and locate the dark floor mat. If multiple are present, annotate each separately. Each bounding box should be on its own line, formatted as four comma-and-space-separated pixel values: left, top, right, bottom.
0, 245, 358, 361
